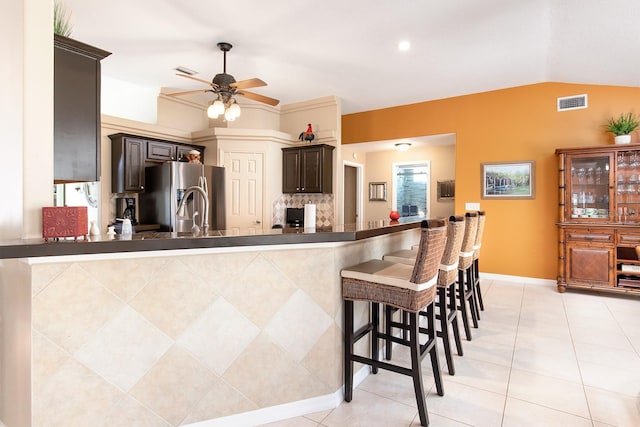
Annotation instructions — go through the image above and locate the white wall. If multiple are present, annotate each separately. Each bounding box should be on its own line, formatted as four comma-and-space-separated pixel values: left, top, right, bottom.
23, 0, 54, 240
226, 101, 280, 131
280, 96, 340, 140
0, 0, 25, 240
102, 76, 159, 124
0, 0, 53, 241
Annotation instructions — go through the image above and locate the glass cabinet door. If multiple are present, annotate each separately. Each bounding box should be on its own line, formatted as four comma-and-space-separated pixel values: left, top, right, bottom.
567, 153, 612, 221
615, 150, 640, 223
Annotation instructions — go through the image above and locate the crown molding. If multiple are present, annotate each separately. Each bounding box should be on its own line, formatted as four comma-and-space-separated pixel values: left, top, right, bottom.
191, 127, 295, 144
280, 96, 339, 114
101, 114, 192, 143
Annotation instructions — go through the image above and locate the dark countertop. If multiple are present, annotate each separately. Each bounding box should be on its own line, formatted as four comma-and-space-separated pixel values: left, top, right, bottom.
0, 217, 424, 259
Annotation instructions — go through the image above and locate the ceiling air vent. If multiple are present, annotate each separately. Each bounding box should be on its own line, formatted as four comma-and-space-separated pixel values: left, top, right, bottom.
174, 66, 197, 76
557, 94, 588, 112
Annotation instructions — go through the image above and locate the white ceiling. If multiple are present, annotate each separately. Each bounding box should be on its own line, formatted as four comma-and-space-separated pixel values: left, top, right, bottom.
63, 0, 640, 115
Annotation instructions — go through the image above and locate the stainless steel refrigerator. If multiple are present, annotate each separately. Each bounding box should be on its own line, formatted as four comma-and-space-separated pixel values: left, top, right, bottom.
139, 162, 226, 232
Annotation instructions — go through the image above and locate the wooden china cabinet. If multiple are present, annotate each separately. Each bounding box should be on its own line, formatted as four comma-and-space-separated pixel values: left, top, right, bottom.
557, 144, 640, 295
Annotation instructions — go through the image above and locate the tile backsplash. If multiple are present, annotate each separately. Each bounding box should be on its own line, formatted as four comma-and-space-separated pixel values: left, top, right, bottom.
272, 194, 334, 227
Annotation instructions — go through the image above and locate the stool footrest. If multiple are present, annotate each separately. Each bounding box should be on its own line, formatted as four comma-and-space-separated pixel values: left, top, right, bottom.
350, 354, 413, 377
353, 323, 374, 342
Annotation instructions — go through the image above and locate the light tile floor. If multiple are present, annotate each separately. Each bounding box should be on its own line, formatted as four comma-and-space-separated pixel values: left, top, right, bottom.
259, 278, 640, 427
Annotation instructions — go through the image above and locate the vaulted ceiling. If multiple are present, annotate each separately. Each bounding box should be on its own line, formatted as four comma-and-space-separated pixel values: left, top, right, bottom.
63, 0, 640, 115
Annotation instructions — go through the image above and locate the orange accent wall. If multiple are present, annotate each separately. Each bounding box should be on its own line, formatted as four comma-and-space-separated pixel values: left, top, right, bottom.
342, 82, 640, 279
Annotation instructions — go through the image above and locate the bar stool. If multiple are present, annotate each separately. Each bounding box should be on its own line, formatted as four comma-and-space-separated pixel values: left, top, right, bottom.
383, 216, 466, 375
342, 219, 447, 427
473, 211, 486, 312
458, 212, 479, 341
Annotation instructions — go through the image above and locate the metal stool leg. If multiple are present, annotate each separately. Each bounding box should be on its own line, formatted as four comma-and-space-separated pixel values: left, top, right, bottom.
475, 258, 485, 311
371, 302, 379, 374
344, 299, 354, 402
409, 312, 429, 426
465, 268, 479, 328
457, 270, 472, 340
385, 305, 394, 360
448, 282, 464, 356
425, 302, 444, 396
437, 286, 455, 375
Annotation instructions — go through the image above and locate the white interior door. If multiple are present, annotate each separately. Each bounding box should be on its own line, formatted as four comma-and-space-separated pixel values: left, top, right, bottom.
224, 152, 263, 234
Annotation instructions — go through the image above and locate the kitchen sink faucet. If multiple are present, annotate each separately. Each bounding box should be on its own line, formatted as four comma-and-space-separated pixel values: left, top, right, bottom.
176, 176, 209, 235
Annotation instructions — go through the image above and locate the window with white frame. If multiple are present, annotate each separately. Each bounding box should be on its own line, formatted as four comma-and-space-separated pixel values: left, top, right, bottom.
393, 161, 430, 217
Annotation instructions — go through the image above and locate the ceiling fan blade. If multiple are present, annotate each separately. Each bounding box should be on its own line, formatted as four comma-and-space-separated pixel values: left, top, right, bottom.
175, 73, 214, 86
231, 78, 267, 90
238, 90, 280, 106
166, 89, 211, 97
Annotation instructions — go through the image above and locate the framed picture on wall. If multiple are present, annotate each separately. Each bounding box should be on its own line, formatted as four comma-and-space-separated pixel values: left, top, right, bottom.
369, 182, 387, 201
481, 161, 535, 199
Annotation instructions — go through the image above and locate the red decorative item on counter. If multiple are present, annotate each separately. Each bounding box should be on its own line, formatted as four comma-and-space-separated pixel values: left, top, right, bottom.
42, 206, 88, 241
389, 210, 400, 220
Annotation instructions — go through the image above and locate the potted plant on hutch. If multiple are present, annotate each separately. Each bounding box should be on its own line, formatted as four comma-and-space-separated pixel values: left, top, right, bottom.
606, 112, 640, 144
53, 0, 73, 37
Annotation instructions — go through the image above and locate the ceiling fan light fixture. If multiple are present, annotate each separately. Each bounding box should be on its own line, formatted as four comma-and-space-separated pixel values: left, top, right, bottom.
224, 108, 236, 121
212, 99, 225, 115
206, 103, 219, 119
172, 41, 279, 107
229, 101, 241, 118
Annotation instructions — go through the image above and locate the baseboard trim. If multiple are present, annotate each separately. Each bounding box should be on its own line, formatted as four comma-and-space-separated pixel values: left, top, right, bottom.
479, 272, 556, 286
183, 365, 370, 427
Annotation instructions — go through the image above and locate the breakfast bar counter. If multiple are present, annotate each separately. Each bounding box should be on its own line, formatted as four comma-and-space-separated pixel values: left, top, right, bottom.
0, 219, 422, 427
0, 218, 421, 260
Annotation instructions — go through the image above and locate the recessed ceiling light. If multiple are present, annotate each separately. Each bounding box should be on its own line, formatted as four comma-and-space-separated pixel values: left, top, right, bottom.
398, 40, 411, 51
174, 66, 198, 75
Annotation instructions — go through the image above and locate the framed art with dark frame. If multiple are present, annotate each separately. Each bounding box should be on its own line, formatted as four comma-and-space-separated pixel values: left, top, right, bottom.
481, 161, 535, 199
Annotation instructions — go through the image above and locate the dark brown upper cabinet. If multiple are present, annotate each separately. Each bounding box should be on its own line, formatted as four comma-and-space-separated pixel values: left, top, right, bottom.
110, 132, 205, 193
146, 140, 176, 162
110, 134, 145, 193
282, 144, 334, 193
54, 35, 110, 183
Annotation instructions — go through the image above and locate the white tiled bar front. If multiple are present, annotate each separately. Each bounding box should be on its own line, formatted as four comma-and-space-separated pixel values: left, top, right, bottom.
0, 228, 418, 427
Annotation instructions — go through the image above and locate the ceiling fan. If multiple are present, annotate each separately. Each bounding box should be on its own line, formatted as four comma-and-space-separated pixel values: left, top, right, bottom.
167, 42, 280, 116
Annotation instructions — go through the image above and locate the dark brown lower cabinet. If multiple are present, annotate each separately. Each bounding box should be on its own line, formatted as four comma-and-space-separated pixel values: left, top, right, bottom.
557, 225, 640, 295
566, 245, 614, 286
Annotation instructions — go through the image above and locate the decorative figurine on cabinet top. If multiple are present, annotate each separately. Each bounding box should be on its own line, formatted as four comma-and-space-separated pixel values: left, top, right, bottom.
187, 149, 202, 164
298, 123, 315, 143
